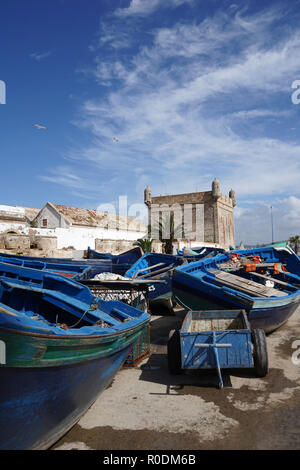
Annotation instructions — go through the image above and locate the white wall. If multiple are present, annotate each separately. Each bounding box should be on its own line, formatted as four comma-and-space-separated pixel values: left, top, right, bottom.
0, 221, 146, 250
0, 205, 25, 217
0, 222, 27, 233
32, 226, 146, 250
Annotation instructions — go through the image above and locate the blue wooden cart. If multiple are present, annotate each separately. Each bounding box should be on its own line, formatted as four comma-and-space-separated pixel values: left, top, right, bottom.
168, 309, 268, 388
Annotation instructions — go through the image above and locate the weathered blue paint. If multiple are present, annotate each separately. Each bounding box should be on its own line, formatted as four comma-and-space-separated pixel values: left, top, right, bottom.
0, 252, 133, 277
87, 246, 143, 266
0, 255, 91, 280
0, 347, 130, 450
0, 263, 150, 449
179, 309, 255, 388
180, 310, 253, 369
125, 253, 184, 308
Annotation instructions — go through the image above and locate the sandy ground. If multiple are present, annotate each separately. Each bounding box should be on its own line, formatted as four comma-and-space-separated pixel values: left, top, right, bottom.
52, 306, 300, 450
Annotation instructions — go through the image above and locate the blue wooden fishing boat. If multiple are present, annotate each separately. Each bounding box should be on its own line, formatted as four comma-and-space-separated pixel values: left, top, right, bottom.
172, 246, 300, 333
125, 253, 185, 312
0, 252, 117, 278
0, 255, 91, 280
234, 245, 300, 275
87, 246, 143, 265
0, 262, 150, 450
177, 246, 226, 259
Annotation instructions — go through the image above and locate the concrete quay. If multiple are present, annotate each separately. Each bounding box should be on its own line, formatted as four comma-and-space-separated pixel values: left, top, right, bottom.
53, 306, 300, 451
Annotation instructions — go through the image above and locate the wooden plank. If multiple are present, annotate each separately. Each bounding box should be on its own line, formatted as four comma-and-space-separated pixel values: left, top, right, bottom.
213, 270, 287, 297
132, 263, 165, 278
215, 271, 283, 297
249, 271, 298, 288
141, 265, 174, 279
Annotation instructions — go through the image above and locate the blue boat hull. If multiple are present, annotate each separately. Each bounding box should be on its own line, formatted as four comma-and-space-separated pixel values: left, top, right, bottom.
148, 276, 171, 301
172, 280, 300, 333
87, 246, 143, 265
125, 253, 183, 311
0, 252, 130, 277
0, 346, 130, 450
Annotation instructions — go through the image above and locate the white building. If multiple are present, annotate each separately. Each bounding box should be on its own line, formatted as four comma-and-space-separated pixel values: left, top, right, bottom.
0, 202, 147, 252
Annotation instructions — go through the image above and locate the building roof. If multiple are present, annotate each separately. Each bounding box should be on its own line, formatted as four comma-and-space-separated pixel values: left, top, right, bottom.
51, 203, 101, 227
20, 207, 40, 222
0, 205, 40, 223
0, 202, 146, 232
46, 202, 146, 231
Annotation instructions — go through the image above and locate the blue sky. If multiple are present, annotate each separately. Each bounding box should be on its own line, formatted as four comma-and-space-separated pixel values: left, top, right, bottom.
0, 0, 300, 244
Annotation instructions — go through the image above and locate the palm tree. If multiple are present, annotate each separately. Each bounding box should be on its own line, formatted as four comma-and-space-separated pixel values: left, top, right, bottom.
133, 237, 153, 253
289, 235, 300, 254
152, 213, 183, 254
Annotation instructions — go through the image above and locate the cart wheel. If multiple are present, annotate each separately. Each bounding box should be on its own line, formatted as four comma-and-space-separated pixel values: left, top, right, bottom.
167, 329, 182, 374
252, 329, 268, 377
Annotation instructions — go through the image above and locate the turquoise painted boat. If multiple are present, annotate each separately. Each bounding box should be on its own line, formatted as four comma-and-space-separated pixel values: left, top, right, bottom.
0, 262, 150, 450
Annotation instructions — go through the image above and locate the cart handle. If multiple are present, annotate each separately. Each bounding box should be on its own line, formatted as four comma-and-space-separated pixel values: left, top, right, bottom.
194, 333, 232, 389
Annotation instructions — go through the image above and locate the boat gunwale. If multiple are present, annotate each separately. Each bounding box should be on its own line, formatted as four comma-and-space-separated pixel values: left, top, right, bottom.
174, 269, 300, 305
173, 250, 300, 302
0, 316, 150, 340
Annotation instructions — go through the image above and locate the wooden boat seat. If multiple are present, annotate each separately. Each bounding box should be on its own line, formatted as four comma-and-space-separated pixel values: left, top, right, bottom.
211, 270, 287, 297
0, 280, 120, 326
249, 271, 298, 289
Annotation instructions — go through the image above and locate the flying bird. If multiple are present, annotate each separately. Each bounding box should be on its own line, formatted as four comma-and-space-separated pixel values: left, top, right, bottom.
34, 124, 47, 130
112, 136, 119, 142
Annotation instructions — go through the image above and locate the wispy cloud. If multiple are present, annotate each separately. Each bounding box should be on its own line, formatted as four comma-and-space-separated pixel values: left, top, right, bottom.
115, 0, 194, 17
89, 23, 133, 51
38, 166, 88, 189
235, 196, 300, 244
49, 3, 300, 241
30, 51, 53, 62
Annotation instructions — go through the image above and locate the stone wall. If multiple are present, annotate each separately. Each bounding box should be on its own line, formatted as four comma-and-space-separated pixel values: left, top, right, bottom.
95, 239, 136, 254
2, 234, 31, 252
216, 196, 235, 248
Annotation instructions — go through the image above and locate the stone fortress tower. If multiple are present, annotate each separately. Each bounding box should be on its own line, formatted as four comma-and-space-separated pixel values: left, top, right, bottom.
144, 179, 236, 250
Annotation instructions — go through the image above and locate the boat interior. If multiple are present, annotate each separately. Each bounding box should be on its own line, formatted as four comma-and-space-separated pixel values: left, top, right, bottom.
126, 254, 182, 279
185, 253, 300, 298
0, 279, 138, 330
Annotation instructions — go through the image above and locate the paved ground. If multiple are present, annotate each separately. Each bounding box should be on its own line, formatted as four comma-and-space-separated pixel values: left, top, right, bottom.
52, 306, 300, 450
